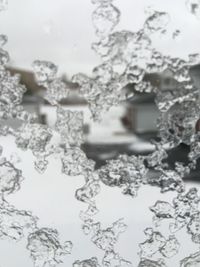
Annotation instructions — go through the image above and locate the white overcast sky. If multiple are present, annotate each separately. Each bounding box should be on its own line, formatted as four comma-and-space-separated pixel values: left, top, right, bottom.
0, 0, 200, 77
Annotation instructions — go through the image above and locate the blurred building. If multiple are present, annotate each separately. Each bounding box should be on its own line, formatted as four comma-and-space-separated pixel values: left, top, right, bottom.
6, 65, 200, 159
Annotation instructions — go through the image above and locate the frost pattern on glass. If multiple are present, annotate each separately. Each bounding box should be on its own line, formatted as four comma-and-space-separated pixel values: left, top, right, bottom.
55, 107, 84, 146
98, 155, 147, 197
92, 3, 120, 38
144, 11, 170, 35
73, 257, 100, 267
0, 159, 23, 197
32, 60, 69, 105
180, 251, 200, 267
139, 228, 180, 260
27, 228, 72, 267
0, 202, 38, 240
0, 0, 200, 266
61, 147, 95, 176
90, 219, 127, 251
138, 258, 167, 267
150, 188, 200, 236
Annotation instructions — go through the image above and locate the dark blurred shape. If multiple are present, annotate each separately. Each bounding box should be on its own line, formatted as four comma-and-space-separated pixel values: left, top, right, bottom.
5, 65, 200, 181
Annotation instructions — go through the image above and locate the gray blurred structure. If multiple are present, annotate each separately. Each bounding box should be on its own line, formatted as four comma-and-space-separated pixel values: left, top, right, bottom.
6, 66, 200, 176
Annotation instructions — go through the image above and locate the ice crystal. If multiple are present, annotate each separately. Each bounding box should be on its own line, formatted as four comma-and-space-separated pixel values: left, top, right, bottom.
1, 0, 200, 266
134, 81, 157, 93
166, 57, 192, 84
98, 155, 147, 197
32, 60, 58, 86
0, 70, 27, 120
159, 236, 180, 258
158, 101, 199, 146
171, 188, 200, 233
86, 4, 173, 119
187, 212, 200, 244
139, 228, 179, 259
73, 257, 100, 267
146, 50, 167, 73
125, 65, 145, 85
138, 259, 167, 267
180, 251, 200, 267
45, 78, 69, 105
92, 3, 120, 38
146, 143, 168, 169
91, 219, 127, 251
62, 147, 95, 176
0, 159, 23, 197
34, 158, 49, 174
15, 123, 52, 154
79, 204, 100, 235
155, 86, 198, 113
150, 201, 175, 220
150, 188, 200, 234
32, 61, 70, 105
148, 169, 185, 194
102, 251, 133, 267
189, 132, 200, 165
55, 106, 84, 145
72, 70, 127, 121
188, 53, 200, 64
93, 30, 151, 67
27, 228, 72, 267
144, 11, 170, 35
0, 202, 38, 240
75, 180, 100, 205
160, 170, 184, 193
72, 73, 102, 118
